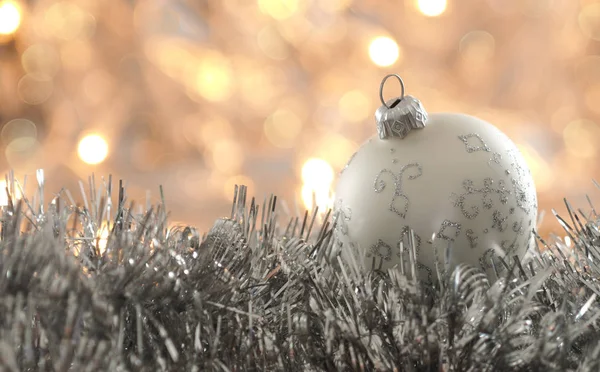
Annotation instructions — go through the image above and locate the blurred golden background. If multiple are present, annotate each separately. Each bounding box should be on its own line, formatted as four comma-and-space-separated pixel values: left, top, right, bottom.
0, 0, 599, 235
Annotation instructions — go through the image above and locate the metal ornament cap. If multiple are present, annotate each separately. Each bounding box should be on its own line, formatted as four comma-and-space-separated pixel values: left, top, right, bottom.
375, 74, 428, 140
375, 96, 428, 139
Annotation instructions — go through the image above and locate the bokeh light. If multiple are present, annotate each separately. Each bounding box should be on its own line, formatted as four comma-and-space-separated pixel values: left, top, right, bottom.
196, 116, 233, 148
192, 51, 234, 102
0, 180, 23, 206
301, 158, 334, 212
1, 118, 37, 146
258, 0, 300, 20
82, 69, 114, 105
78, 134, 109, 165
257, 26, 289, 60
1, 118, 38, 170
312, 133, 356, 170
563, 119, 600, 159
318, 0, 351, 13
368, 36, 400, 67
60, 40, 92, 70
17, 74, 54, 105
97, 224, 109, 255
579, 3, 600, 41
0, 1, 21, 35
417, 0, 447, 17
211, 139, 243, 175
339, 90, 371, 123
43, 2, 95, 41
459, 31, 495, 63
21, 44, 61, 77
264, 109, 303, 148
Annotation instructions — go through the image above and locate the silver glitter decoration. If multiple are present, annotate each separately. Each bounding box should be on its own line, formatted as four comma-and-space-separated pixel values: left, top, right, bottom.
417, 262, 433, 286
451, 178, 511, 220
490, 152, 502, 164
436, 219, 462, 242
512, 219, 524, 235
396, 226, 422, 256
466, 228, 478, 249
501, 239, 519, 255
367, 239, 393, 261
458, 133, 491, 153
492, 210, 509, 232
374, 163, 423, 219
451, 129, 536, 264
505, 148, 538, 214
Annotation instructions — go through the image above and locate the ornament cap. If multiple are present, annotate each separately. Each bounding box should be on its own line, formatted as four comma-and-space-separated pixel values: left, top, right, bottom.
375, 74, 428, 139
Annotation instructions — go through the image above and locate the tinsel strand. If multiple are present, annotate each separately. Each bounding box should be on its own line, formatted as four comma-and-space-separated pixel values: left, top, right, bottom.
0, 176, 600, 371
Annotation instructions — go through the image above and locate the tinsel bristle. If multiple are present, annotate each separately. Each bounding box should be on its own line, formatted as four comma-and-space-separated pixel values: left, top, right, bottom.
2, 178, 600, 371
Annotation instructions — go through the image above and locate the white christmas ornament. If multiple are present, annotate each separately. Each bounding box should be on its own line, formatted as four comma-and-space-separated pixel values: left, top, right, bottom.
333, 74, 537, 283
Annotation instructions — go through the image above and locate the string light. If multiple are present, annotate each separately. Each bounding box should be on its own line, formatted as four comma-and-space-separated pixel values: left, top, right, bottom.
78, 134, 109, 165
0, 1, 21, 35
301, 158, 334, 212
368, 36, 400, 67
417, 0, 447, 17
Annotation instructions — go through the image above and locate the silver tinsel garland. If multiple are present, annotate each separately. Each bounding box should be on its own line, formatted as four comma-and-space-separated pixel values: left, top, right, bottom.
1, 174, 600, 372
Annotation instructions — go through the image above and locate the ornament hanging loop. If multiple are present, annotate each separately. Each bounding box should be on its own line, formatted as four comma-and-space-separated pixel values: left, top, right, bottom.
379, 74, 405, 109
375, 74, 427, 139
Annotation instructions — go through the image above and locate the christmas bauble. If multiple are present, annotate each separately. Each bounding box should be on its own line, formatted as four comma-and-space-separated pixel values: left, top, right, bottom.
333, 75, 537, 283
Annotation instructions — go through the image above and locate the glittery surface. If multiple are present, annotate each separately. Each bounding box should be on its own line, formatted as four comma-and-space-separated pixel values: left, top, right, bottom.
450, 178, 511, 220
367, 239, 393, 261
452, 132, 536, 265
373, 163, 423, 219
397, 225, 422, 256
458, 133, 491, 153
436, 219, 462, 242
492, 210, 509, 232
466, 228, 478, 249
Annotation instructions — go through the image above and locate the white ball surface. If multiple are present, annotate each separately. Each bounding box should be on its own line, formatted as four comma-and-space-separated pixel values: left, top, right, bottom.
333, 113, 537, 283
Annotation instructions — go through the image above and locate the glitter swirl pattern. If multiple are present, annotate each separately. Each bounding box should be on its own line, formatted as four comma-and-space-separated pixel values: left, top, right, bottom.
373, 163, 423, 219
